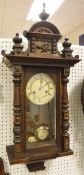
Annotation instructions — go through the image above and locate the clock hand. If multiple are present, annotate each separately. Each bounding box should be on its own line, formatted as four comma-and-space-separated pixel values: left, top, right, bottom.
39, 79, 43, 89
39, 82, 50, 90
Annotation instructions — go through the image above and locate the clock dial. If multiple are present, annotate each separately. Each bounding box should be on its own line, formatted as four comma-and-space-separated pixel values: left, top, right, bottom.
26, 73, 56, 105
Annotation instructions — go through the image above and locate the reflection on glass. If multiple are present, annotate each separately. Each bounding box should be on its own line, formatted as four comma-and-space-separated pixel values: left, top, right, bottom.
26, 96, 56, 149
25, 73, 56, 149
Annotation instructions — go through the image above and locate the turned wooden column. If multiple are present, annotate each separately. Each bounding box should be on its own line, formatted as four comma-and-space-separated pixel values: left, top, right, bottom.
13, 66, 23, 156
61, 38, 73, 152
62, 67, 70, 151
0, 157, 9, 175
12, 33, 24, 157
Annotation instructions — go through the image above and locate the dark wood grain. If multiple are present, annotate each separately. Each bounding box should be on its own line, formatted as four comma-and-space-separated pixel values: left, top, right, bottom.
27, 162, 45, 172
61, 67, 70, 151
13, 66, 24, 157
6, 54, 80, 67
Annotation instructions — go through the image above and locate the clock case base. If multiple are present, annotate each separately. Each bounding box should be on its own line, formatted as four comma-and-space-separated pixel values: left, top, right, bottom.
6, 145, 73, 171
27, 162, 45, 172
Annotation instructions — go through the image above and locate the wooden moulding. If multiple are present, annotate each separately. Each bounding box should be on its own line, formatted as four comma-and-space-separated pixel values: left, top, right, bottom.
6, 144, 59, 165
58, 150, 73, 157
6, 54, 80, 67
6, 145, 73, 171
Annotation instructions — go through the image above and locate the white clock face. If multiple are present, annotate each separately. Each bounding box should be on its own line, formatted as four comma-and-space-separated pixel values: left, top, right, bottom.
26, 73, 56, 105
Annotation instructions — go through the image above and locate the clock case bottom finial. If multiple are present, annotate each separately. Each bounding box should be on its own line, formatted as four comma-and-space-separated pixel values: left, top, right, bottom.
27, 161, 45, 172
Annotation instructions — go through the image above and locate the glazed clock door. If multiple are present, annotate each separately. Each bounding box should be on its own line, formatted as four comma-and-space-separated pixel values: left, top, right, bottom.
24, 68, 61, 152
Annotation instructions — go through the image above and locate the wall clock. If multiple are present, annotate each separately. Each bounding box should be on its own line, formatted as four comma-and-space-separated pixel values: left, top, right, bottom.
3, 4, 80, 172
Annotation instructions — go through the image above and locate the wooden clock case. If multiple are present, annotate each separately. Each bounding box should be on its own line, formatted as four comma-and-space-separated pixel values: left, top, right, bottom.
3, 7, 80, 172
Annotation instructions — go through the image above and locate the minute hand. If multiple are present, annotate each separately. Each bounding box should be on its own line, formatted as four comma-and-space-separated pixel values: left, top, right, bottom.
39, 82, 50, 90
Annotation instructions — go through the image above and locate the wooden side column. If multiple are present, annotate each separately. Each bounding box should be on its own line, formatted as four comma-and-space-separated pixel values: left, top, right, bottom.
13, 66, 23, 157
62, 67, 70, 152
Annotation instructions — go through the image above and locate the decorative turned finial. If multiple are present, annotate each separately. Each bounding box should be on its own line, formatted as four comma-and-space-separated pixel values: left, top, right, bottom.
43, 3, 46, 12
12, 33, 23, 55
62, 38, 73, 58
39, 3, 50, 21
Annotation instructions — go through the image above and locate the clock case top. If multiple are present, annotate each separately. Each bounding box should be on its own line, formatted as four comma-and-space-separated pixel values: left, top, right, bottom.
3, 11, 80, 172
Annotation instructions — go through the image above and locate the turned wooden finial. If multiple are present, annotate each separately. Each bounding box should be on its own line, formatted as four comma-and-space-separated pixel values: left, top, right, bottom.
39, 3, 50, 21
43, 3, 46, 13
62, 38, 73, 58
12, 33, 23, 54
